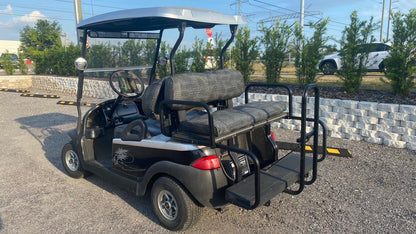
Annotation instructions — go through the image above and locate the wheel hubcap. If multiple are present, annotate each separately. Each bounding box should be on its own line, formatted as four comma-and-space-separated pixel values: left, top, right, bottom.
65, 150, 79, 171
157, 190, 177, 221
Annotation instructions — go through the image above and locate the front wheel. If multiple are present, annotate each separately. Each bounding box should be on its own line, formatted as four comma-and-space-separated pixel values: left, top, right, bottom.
61, 142, 86, 178
151, 176, 202, 231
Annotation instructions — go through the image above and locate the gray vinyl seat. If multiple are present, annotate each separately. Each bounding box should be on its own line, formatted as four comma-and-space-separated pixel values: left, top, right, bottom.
160, 69, 287, 139
180, 101, 286, 137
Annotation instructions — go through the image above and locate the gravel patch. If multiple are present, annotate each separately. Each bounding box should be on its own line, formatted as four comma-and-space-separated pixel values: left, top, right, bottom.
0, 90, 414, 233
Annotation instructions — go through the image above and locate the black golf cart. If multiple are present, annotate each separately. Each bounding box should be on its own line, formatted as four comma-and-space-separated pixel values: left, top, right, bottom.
62, 7, 327, 231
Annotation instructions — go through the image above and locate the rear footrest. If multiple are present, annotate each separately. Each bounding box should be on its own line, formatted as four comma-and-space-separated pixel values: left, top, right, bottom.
225, 153, 313, 209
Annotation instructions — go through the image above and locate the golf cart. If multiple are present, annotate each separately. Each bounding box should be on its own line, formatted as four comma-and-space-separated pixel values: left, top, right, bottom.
62, 7, 327, 231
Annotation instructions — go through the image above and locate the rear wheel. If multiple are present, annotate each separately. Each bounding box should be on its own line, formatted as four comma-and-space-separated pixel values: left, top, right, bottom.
321, 61, 337, 75
379, 62, 388, 74
151, 176, 202, 231
61, 142, 86, 178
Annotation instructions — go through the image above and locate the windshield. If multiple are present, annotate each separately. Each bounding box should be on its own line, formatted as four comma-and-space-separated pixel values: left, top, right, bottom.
84, 36, 157, 82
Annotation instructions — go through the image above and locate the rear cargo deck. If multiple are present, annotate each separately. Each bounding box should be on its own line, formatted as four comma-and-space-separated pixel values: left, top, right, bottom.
225, 153, 313, 209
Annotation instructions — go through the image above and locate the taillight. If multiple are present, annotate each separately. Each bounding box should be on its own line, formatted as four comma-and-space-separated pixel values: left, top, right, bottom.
192, 155, 220, 170
270, 131, 276, 141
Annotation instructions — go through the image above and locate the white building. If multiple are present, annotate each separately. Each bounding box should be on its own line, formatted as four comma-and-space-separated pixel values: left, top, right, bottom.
0, 40, 21, 54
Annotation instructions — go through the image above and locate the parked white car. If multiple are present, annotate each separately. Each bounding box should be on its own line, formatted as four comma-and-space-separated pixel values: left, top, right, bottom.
318, 42, 391, 75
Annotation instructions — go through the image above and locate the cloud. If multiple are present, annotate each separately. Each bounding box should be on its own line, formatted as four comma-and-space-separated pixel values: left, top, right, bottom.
13, 11, 46, 24
0, 11, 46, 28
0, 4, 12, 14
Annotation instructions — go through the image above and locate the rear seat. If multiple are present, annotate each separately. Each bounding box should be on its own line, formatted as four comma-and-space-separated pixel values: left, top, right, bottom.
161, 69, 287, 141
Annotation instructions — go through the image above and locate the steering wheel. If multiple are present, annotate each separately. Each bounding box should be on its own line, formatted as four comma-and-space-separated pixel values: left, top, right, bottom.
109, 70, 145, 98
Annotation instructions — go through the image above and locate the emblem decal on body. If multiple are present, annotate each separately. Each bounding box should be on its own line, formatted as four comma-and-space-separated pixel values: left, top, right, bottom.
113, 148, 134, 165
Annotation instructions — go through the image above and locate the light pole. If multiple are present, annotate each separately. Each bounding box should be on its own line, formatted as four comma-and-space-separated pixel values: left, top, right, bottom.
386, 0, 392, 41
300, 0, 305, 35
380, 0, 385, 42
74, 0, 83, 44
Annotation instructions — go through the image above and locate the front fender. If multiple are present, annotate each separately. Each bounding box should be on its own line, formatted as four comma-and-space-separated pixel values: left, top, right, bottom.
138, 161, 229, 208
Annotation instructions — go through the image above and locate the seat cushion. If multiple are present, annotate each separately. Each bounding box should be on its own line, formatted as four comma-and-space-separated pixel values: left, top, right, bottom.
179, 101, 286, 137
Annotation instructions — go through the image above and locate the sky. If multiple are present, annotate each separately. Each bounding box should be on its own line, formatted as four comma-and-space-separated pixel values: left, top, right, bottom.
0, 0, 415, 48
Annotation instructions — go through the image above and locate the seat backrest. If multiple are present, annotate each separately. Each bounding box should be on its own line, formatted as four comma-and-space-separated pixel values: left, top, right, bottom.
141, 78, 166, 118
164, 69, 245, 110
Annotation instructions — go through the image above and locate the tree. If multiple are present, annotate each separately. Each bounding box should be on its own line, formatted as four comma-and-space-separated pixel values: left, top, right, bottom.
18, 52, 28, 75
190, 37, 206, 72
2, 51, 15, 75
383, 9, 416, 96
294, 19, 329, 86
157, 41, 169, 78
231, 26, 259, 84
260, 19, 292, 83
20, 19, 62, 60
175, 47, 192, 73
336, 11, 375, 93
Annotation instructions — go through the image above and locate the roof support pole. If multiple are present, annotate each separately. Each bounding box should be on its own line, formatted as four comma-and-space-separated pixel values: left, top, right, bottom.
220, 25, 238, 69
170, 22, 186, 76
76, 29, 88, 136
149, 29, 164, 84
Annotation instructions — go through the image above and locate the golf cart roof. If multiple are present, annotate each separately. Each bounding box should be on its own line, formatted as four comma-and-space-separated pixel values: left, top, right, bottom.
77, 7, 246, 32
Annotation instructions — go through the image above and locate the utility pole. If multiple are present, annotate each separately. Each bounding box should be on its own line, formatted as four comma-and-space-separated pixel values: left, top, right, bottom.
300, 0, 305, 35
74, 0, 83, 44
386, 0, 392, 41
380, 0, 385, 42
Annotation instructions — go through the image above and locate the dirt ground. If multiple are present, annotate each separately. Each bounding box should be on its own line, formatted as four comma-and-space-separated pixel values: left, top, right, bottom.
0, 90, 415, 233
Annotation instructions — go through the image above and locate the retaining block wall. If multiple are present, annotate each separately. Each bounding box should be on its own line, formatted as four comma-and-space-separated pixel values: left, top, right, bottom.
31, 76, 117, 99
0, 75, 32, 89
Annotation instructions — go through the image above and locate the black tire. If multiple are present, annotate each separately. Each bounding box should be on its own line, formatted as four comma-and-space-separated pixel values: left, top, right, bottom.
379, 62, 388, 74
321, 61, 337, 75
61, 142, 86, 179
151, 176, 202, 231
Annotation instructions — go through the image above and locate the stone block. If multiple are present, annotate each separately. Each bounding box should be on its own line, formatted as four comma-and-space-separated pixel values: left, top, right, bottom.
328, 125, 342, 133
344, 133, 362, 141
388, 112, 410, 121
320, 111, 338, 119
400, 121, 416, 130
319, 105, 333, 113
406, 142, 416, 151
377, 103, 399, 112
399, 105, 416, 114
402, 135, 416, 144
272, 95, 288, 102
379, 119, 400, 126
367, 110, 389, 119
342, 127, 360, 134
360, 129, 378, 138
340, 100, 358, 109
333, 106, 348, 114
320, 98, 340, 106
328, 131, 343, 138
392, 126, 413, 135
358, 101, 378, 111
378, 132, 401, 141
383, 139, 407, 148
364, 137, 384, 144
337, 114, 356, 122
358, 116, 379, 125
355, 122, 368, 130
349, 108, 367, 116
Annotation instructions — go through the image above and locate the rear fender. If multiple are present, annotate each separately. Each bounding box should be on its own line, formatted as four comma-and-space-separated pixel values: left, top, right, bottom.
138, 161, 229, 208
